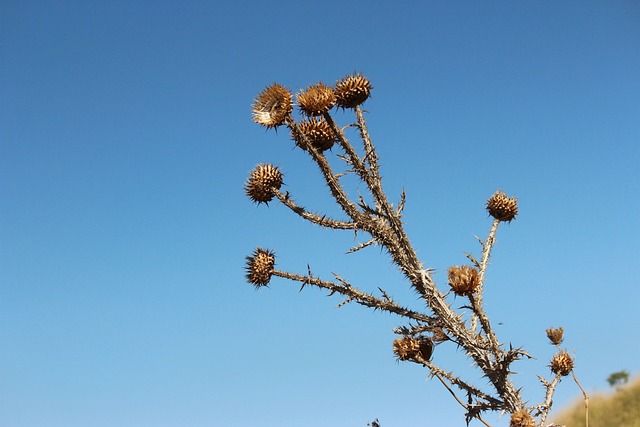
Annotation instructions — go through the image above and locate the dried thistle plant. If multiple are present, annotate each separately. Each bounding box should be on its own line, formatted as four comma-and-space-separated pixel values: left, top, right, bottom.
242, 73, 584, 426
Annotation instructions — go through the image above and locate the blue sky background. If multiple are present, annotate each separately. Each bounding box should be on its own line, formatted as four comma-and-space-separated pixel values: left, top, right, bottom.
2, 1, 639, 426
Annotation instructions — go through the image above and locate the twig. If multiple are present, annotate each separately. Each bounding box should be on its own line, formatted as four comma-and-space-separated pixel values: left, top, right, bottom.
571, 370, 589, 427
535, 373, 562, 424
469, 218, 501, 352
274, 189, 356, 230
272, 269, 435, 324
432, 372, 493, 427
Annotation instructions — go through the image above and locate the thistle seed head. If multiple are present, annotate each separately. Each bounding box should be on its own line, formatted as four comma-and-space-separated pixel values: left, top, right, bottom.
546, 327, 565, 345
550, 351, 574, 376
486, 190, 518, 222
292, 117, 337, 152
252, 84, 293, 129
510, 409, 535, 427
393, 336, 433, 362
447, 265, 481, 297
245, 247, 275, 288
244, 164, 283, 205
335, 73, 372, 108
297, 82, 336, 116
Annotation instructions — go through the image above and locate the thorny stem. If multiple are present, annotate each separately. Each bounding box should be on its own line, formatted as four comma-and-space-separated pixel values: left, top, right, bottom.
285, 116, 363, 221
535, 373, 562, 424
415, 353, 503, 408
354, 105, 379, 177
322, 113, 369, 185
479, 218, 500, 282
326, 109, 522, 412
294, 111, 436, 309
303, 111, 522, 412
272, 269, 435, 325
274, 189, 356, 230
432, 372, 493, 427
324, 112, 428, 295
415, 273, 523, 413
470, 218, 502, 357
468, 291, 500, 357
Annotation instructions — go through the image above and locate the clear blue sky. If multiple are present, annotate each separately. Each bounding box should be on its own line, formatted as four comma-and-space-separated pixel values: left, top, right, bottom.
2, 1, 639, 426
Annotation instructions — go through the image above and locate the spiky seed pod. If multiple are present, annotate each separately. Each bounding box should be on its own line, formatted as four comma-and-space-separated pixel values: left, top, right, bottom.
393, 336, 433, 362
447, 265, 481, 297
297, 82, 336, 116
252, 84, 293, 129
245, 248, 275, 287
550, 351, 574, 376
486, 190, 519, 222
546, 327, 565, 345
292, 117, 337, 152
244, 164, 283, 204
335, 73, 373, 108
510, 409, 535, 427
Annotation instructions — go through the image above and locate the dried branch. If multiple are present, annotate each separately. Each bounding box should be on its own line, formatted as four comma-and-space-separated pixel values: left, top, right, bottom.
470, 218, 500, 338
396, 188, 406, 216
534, 373, 562, 424
354, 105, 379, 176
346, 237, 380, 254
414, 353, 503, 409
432, 372, 493, 427
272, 269, 435, 325
274, 188, 356, 230
285, 116, 363, 221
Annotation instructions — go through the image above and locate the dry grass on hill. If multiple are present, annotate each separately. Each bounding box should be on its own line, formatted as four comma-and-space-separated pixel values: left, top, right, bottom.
552, 376, 640, 427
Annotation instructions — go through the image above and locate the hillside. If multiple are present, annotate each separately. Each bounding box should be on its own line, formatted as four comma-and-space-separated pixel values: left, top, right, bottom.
552, 376, 640, 427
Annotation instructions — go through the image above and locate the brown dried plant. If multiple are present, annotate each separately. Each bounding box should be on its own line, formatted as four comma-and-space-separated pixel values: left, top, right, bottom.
243, 73, 583, 426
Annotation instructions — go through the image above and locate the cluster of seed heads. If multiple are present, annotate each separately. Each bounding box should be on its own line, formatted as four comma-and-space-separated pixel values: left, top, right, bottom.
251, 73, 373, 130
245, 74, 372, 287
546, 327, 573, 377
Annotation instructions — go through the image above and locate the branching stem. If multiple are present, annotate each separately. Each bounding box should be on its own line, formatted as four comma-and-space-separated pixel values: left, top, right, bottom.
272, 269, 435, 325
274, 189, 356, 229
